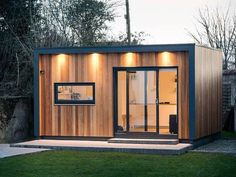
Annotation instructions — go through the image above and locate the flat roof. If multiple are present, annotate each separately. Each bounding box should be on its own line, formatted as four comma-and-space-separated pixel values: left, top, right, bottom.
34, 43, 196, 55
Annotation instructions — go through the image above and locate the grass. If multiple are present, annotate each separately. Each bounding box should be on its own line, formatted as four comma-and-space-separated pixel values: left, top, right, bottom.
0, 151, 235, 177
222, 131, 236, 139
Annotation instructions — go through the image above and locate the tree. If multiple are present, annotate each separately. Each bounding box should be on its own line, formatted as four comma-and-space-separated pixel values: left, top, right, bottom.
67, 0, 116, 46
0, 0, 119, 97
115, 31, 149, 45
188, 6, 236, 69
39, 0, 75, 47
0, 0, 148, 97
39, 0, 118, 47
92, 31, 149, 46
0, 0, 42, 96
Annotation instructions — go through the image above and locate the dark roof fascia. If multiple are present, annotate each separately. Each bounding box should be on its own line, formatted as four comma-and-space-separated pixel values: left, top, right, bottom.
34, 43, 196, 55
195, 44, 222, 52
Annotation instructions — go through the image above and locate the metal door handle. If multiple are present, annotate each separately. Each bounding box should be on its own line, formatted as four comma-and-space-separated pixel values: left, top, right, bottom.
155, 98, 159, 104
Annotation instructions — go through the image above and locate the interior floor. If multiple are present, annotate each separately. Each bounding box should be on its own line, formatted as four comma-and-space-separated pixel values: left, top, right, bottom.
129, 127, 171, 134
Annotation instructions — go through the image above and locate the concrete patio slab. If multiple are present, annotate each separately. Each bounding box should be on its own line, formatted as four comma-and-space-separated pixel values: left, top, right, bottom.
11, 139, 192, 155
0, 144, 49, 158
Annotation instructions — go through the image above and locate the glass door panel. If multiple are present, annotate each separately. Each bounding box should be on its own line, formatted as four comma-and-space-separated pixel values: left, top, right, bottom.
147, 71, 157, 132
117, 71, 127, 132
116, 68, 177, 135
128, 71, 145, 132
158, 69, 177, 134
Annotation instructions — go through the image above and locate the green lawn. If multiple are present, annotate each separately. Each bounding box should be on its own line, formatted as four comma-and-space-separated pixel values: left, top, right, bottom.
222, 131, 236, 139
0, 151, 235, 177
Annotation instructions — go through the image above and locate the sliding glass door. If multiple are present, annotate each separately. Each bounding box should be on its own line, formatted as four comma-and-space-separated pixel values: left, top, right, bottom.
128, 71, 146, 132
158, 69, 177, 134
116, 67, 177, 135
128, 71, 157, 132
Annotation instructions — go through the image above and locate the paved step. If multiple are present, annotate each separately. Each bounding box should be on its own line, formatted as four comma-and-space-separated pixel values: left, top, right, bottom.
114, 133, 177, 139
108, 138, 179, 145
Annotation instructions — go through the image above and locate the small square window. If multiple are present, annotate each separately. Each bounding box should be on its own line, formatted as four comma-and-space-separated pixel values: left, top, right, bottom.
54, 82, 95, 105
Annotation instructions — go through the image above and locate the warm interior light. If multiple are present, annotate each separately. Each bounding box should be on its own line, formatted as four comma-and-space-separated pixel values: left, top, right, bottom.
56, 54, 67, 80
161, 52, 171, 65
57, 54, 66, 67
125, 52, 134, 66
91, 53, 100, 69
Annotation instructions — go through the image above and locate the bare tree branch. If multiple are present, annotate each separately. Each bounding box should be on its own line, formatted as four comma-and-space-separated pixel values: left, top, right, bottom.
188, 5, 236, 69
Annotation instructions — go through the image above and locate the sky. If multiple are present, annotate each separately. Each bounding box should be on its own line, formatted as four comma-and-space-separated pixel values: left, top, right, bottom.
109, 0, 236, 44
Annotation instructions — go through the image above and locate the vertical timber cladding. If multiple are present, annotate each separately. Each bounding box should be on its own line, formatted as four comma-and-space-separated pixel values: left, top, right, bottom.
39, 52, 189, 139
195, 46, 222, 139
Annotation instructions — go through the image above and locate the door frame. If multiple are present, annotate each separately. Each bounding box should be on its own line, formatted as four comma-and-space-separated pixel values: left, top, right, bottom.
113, 66, 178, 138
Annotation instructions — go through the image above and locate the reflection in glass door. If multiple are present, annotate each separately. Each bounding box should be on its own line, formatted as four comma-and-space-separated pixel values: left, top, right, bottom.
128, 71, 145, 132
128, 70, 157, 132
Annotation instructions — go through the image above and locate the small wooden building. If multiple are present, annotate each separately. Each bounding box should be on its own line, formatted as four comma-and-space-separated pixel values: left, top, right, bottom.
34, 44, 222, 144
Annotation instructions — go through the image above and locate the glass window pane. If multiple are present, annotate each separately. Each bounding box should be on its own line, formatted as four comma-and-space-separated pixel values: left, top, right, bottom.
55, 82, 95, 105
58, 85, 93, 101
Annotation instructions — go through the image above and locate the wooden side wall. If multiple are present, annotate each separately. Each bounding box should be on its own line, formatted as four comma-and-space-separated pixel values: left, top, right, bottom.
39, 52, 189, 139
195, 46, 222, 139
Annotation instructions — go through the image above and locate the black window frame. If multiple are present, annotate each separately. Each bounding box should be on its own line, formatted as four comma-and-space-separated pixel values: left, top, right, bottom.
54, 82, 95, 105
